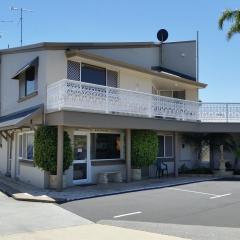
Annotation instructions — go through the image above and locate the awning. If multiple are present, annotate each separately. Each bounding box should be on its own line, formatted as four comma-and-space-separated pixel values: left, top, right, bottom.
0, 105, 43, 131
12, 57, 39, 79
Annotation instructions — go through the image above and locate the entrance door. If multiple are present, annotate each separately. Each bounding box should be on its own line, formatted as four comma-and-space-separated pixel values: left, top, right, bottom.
73, 132, 91, 184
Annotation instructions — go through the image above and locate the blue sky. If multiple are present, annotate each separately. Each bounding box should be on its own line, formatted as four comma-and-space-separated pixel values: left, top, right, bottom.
0, 0, 239, 102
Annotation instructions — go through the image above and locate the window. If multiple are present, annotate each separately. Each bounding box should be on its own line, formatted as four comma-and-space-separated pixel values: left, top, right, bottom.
18, 132, 34, 161
19, 67, 37, 98
159, 90, 185, 100
106, 70, 119, 88
81, 63, 106, 86
157, 135, 173, 158
90, 133, 121, 160
67, 60, 80, 81
67, 60, 119, 87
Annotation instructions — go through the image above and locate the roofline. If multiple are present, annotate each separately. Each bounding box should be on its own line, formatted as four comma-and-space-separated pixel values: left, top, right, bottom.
0, 40, 196, 55
66, 49, 207, 88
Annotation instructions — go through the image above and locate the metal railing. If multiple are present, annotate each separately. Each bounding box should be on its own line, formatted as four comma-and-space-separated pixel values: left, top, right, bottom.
47, 79, 240, 123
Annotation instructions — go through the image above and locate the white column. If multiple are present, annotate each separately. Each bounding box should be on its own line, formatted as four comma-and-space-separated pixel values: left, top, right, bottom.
56, 125, 63, 191
126, 129, 131, 182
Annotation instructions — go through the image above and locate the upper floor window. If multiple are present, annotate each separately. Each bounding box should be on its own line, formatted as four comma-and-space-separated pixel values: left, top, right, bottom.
67, 60, 119, 88
12, 57, 39, 100
155, 90, 185, 100
81, 63, 106, 86
25, 66, 36, 96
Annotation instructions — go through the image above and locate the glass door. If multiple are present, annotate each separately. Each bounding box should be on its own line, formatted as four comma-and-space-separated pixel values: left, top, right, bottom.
73, 132, 90, 184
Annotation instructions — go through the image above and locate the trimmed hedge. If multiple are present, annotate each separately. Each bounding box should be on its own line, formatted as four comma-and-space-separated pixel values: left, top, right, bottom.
131, 130, 158, 168
34, 126, 73, 175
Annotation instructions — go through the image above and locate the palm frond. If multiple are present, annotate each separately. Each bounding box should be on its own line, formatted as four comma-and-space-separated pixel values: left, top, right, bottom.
218, 9, 239, 29
227, 22, 240, 40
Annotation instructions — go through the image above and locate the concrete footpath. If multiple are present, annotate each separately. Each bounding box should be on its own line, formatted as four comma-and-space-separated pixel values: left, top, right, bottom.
0, 173, 219, 203
0, 224, 189, 240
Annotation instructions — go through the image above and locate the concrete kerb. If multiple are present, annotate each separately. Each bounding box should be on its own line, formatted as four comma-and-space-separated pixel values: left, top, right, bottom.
62, 176, 223, 203
0, 176, 223, 204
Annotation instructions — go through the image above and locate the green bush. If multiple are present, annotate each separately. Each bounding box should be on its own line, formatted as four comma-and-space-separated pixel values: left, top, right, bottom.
34, 126, 73, 175
131, 130, 158, 168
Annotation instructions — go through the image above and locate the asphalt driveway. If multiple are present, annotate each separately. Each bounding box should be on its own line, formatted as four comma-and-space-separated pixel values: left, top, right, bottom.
60, 179, 240, 232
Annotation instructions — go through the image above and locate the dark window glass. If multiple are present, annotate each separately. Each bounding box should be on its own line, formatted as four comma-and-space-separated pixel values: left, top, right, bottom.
73, 163, 87, 180
81, 63, 106, 86
25, 66, 35, 95
165, 136, 173, 157
91, 133, 120, 159
157, 136, 164, 157
173, 91, 185, 99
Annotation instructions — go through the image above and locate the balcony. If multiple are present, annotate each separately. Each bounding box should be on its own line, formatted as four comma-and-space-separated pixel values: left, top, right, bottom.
47, 79, 240, 123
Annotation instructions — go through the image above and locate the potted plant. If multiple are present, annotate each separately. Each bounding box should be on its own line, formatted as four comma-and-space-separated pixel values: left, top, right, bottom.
34, 126, 73, 189
131, 130, 158, 180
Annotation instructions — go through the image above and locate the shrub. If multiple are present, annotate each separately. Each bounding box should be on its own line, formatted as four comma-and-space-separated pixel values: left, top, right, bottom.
34, 126, 73, 175
131, 130, 158, 168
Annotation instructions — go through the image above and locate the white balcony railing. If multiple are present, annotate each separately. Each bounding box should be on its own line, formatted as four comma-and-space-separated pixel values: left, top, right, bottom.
47, 79, 240, 123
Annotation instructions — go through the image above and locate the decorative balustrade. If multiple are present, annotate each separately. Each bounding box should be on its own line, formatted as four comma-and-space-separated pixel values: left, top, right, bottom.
47, 79, 240, 123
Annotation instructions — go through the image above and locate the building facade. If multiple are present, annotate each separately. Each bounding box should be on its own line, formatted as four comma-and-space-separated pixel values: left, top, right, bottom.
0, 41, 239, 189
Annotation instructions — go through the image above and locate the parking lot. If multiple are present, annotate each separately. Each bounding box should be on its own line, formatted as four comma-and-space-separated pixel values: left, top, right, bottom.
61, 179, 240, 228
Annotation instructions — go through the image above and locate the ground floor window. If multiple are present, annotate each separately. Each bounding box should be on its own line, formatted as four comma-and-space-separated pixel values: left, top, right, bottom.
90, 133, 121, 160
157, 135, 173, 158
18, 131, 34, 161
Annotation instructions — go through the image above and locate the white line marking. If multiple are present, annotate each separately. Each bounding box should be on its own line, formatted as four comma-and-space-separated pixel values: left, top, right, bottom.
170, 188, 232, 199
170, 188, 216, 196
113, 211, 142, 219
210, 193, 232, 199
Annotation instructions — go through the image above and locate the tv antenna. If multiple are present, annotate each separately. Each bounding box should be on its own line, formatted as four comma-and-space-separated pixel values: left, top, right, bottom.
157, 29, 169, 65
10, 6, 33, 46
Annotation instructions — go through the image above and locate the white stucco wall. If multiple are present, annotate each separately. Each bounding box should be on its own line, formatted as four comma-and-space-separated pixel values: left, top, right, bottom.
120, 70, 152, 93
0, 51, 48, 115
0, 138, 8, 174
19, 164, 47, 188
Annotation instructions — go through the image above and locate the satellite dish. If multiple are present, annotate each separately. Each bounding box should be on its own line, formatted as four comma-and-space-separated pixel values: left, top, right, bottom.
157, 29, 168, 42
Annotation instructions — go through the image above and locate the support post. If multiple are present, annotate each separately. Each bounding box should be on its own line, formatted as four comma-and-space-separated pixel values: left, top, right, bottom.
56, 125, 63, 191
126, 129, 131, 182
174, 132, 180, 177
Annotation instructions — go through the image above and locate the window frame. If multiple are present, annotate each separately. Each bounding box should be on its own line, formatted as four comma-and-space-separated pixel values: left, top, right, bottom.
157, 134, 174, 158
18, 131, 34, 161
157, 90, 186, 100
19, 66, 38, 99
67, 60, 119, 88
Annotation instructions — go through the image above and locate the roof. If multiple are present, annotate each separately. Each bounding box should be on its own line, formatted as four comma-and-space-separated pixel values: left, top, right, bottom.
0, 105, 43, 131
67, 50, 207, 88
0, 40, 196, 55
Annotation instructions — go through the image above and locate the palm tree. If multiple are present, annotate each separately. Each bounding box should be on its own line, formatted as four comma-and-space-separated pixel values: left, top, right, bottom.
218, 9, 240, 40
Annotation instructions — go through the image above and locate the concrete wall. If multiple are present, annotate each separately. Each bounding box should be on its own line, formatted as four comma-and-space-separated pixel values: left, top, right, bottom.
162, 41, 196, 79
18, 163, 47, 188
120, 70, 152, 93
0, 138, 8, 174
85, 41, 197, 79
0, 51, 47, 115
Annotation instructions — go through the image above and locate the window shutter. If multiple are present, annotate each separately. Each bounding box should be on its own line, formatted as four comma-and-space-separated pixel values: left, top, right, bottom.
67, 60, 80, 81
107, 70, 119, 88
